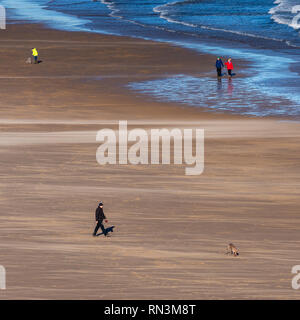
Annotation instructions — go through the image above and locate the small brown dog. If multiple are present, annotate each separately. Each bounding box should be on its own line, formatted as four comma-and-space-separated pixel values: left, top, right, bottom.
226, 243, 239, 256
25, 57, 32, 64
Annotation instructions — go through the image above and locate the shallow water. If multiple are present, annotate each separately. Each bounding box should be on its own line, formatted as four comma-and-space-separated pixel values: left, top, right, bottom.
128, 74, 297, 117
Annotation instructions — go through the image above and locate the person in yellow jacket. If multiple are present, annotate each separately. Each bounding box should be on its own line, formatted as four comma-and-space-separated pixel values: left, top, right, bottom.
32, 48, 38, 64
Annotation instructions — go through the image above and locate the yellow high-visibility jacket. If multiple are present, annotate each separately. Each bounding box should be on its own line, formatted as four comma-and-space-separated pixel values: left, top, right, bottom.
32, 48, 38, 56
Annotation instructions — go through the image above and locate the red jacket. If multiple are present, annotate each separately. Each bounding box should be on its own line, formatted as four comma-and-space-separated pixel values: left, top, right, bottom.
225, 61, 234, 70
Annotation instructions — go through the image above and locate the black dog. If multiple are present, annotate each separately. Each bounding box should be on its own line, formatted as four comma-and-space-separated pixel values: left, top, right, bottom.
96, 226, 115, 236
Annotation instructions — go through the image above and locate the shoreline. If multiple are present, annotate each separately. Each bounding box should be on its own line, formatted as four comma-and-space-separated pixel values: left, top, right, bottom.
1, 20, 298, 120
0, 23, 248, 122
1, 23, 300, 299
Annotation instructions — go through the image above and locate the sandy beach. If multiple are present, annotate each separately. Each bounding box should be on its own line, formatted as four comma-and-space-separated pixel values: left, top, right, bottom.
0, 24, 300, 299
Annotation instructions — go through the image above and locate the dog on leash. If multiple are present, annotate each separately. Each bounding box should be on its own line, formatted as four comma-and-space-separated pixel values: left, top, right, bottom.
226, 243, 239, 256
25, 57, 32, 64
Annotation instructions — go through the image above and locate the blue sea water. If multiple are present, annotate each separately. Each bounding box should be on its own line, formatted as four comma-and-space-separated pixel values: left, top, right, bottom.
1, 0, 300, 118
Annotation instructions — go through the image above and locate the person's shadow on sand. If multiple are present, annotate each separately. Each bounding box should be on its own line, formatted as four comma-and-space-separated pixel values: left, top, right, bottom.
96, 226, 115, 236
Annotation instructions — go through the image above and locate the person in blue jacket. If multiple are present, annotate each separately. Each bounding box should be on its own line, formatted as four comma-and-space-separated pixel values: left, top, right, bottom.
216, 57, 224, 77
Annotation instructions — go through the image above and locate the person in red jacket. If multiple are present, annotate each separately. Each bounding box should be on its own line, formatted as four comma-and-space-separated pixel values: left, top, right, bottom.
225, 58, 234, 77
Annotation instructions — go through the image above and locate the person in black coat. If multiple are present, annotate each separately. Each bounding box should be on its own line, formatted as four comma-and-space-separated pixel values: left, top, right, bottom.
93, 201, 108, 236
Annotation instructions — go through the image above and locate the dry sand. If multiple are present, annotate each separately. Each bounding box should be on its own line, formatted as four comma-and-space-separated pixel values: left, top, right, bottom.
0, 24, 300, 299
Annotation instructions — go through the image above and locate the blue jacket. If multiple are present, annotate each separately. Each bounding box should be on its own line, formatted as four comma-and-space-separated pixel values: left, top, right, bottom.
216, 59, 224, 69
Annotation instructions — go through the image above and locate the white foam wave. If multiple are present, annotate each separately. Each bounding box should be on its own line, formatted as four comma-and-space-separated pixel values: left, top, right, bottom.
269, 0, 300, 30
100, 0, 154, 29
100, 0, 121, 19
153, 1, 197, 28
153, 0, 300, 48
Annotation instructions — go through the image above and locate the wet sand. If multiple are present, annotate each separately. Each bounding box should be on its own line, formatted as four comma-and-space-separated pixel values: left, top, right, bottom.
0, 24, 300, 299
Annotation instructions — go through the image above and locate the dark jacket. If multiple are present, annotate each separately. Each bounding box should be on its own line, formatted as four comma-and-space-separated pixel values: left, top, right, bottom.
95, 206, 106, 221
216, 59, 224, 69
